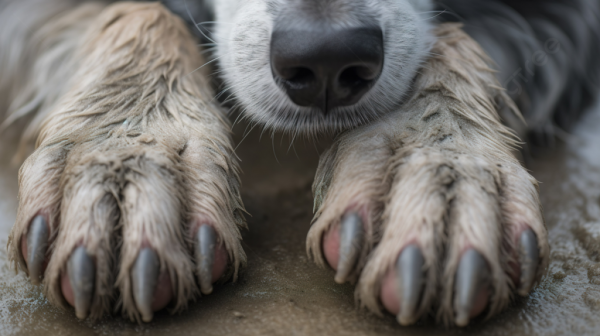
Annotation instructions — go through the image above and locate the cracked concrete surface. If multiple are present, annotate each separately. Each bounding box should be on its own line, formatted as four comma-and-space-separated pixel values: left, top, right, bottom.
1, 100, 600, 335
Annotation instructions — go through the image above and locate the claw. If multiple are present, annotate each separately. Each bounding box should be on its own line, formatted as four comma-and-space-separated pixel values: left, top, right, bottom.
67, 246, 95, 320
454, 249, 488, 327
395, 244, 425, 326
195, 225, 216, 295
131, 248, 160, 323
517, 229, 539, 296
26, 215, 49, 285
335, 213, 364, 284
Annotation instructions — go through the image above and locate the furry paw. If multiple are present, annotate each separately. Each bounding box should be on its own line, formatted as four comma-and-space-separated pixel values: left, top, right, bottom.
307, 24, 549, 326
6, 3, 245, 322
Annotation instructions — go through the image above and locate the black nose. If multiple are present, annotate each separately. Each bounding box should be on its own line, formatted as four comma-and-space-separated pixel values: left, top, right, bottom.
270, 26, 384, 113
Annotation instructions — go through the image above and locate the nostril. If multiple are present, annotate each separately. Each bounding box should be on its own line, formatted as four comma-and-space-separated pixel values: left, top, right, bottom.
356, 66, 380, 81
282, 67, 316, 89
338, 66, 377, 88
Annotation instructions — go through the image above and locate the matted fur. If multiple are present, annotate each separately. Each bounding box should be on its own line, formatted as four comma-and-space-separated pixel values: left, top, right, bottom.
4, 2, 246, 321
0, 0, 106, 160
307, 23, 549, 324
1, 0, 551, 327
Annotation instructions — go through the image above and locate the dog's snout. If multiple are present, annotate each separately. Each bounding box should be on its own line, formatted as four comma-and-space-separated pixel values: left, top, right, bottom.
271, 26, 383, 113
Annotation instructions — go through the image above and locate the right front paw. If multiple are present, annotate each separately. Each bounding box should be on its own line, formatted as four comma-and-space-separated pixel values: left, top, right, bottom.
309, 137, 547, 326
307, 24, 549, 327
6, 3, 246, 322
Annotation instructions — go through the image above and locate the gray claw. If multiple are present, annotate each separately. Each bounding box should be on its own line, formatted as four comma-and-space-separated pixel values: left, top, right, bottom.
334, 213, 364, 284
26, 215, 49, 285
195, 225, 216, 295
454, 249, 488, 327
395, 244, 425, 326
67, 246, 95, 320
517, 229, 539, 296
131, 248, 160, 323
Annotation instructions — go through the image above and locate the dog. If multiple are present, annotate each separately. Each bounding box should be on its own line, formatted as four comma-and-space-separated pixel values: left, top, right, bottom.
1, 0, 599, 327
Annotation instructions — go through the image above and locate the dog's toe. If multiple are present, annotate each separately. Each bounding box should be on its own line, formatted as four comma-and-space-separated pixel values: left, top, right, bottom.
23, 215, 50, 285
130, 248, 163, 322
452, 249, 489, 326
517, 229, 540, 296
64, 246, 96, 319
308, 23, 549, 327
6, 2, 246, 322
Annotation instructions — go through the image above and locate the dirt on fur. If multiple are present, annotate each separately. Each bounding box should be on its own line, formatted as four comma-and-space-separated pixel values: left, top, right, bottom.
1, 99, 600, 335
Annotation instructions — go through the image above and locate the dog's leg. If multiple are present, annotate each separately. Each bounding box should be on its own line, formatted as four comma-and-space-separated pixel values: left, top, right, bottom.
3, 2, 245, 322
0, 0, 108, 157
307, 23, 549, 327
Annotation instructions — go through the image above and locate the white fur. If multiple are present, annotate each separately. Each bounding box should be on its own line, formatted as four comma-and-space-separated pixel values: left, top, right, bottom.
211, 0, 435, 135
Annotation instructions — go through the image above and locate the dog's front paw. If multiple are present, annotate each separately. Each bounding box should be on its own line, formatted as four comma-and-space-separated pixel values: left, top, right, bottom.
307, 24, 549, 326
6, 3, 245, 322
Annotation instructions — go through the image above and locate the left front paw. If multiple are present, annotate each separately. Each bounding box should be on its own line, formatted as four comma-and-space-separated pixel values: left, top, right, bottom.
306, 23, 549, 327
6, 3, 246, 322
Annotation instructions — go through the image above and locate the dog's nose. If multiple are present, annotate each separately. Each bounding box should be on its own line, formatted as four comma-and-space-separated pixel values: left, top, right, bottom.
271, 26, 383, 113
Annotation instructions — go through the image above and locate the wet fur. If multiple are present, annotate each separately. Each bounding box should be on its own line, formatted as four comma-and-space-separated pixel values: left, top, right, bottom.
307, 24, 548, 323
1, 0, 550, 326
3, 1, 245, 321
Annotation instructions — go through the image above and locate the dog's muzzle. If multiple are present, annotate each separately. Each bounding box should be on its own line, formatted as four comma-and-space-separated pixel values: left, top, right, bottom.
270, 22, 384, 114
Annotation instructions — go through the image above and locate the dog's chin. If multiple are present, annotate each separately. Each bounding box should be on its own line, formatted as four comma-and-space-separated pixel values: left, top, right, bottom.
245, 100, 390, 137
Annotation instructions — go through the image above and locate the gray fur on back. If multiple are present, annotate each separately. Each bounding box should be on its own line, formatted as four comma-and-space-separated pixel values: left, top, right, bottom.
437, 0, 600, 145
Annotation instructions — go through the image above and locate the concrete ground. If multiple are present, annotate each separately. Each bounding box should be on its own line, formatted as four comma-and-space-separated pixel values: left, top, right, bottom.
1, 100, 600, 336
